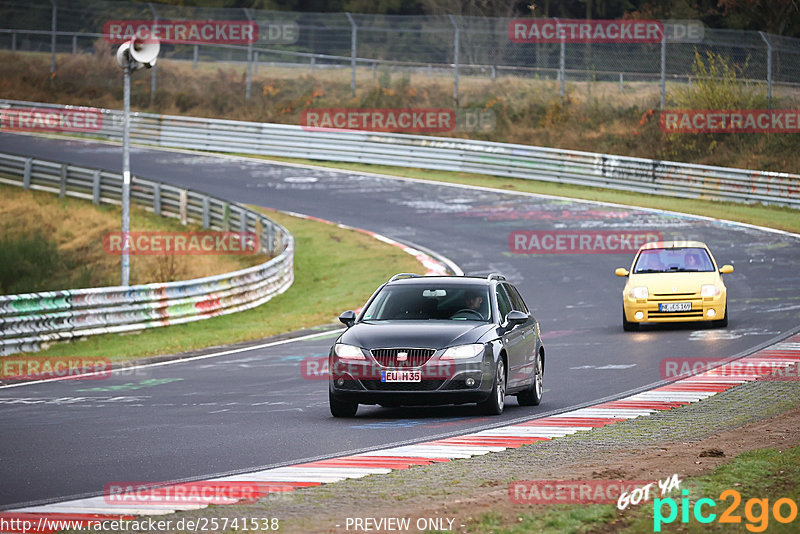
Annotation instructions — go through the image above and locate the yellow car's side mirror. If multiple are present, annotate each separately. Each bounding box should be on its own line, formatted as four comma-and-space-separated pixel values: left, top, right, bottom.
615, 268, 629, 277
719, 265, 734, 274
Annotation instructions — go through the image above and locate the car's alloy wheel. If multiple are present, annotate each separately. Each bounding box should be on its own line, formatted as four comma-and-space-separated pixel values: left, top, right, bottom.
517, 353, 543, 406
329, 389, 358, 417
479, 359, 505, 415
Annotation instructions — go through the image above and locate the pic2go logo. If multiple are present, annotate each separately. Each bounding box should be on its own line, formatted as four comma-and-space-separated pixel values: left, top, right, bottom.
654, 489, 798, 532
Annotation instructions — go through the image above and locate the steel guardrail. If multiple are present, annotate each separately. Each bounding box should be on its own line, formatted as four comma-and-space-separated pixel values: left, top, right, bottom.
0, 151, 294, 356
2, 98, 798, 208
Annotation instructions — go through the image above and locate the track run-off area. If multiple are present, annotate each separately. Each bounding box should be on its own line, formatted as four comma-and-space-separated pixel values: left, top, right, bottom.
1, 133, 799, 511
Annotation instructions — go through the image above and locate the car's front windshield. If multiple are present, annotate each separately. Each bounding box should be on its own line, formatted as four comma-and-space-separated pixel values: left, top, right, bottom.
362, 285, 492, 322
633, 247, 715, 274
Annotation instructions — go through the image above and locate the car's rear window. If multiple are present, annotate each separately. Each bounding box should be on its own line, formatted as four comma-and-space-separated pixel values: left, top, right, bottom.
633, 247, 715, 274
362, 285, 492, 322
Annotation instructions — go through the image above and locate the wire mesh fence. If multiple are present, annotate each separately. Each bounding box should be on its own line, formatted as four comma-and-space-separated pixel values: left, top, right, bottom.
0, 0, 798, 106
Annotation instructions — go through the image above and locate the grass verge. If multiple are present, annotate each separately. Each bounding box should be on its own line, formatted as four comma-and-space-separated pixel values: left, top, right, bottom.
240, 155, 800, 235
0, 184, 262, 293
16, 208, 424, 362
468, 446, 800, 534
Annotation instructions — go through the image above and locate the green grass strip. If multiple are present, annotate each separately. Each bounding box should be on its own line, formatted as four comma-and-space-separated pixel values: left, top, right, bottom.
25, 209, 424, 362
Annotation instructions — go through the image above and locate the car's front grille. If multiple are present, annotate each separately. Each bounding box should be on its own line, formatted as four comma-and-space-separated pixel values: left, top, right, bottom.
362, 380, 445, 391
651, 293, 699, 300
648, 311, 705, 319
370, 348, 435, 368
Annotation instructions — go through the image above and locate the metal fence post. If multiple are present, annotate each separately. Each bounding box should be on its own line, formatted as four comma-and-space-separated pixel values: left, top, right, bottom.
559, 24, 566, 101
92, 170, 101, 204
148, 3, 158, 101
192, 44, 198, 69
59, 163, 67, 198
619, 72, 623, 93
202, 196, 210, 228
244, 8, 253, 100
239, 209, 248, 233
23, 158, 32, 189
660, 32, 666, 109
153, 182, 161, 215
449, 14, 459, 104
345, 12, 357, 97
11, 31, 16, 52
179, 189, 188, 226
72, 34, 76, 55
254, 51, 259, 75
759, 32, 773, 108
49, 0, 56, 74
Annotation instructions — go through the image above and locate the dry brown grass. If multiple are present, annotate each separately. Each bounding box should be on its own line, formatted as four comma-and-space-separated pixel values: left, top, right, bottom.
1, 50, 799, 173
0, 185, 263, 293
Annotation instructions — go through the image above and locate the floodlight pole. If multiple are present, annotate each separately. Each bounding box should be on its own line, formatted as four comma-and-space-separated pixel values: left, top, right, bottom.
121, 60, 131, 286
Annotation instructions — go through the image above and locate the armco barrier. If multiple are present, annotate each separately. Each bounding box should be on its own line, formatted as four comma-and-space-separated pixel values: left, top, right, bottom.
1, 98, 798, 208
0, 152, 294, 356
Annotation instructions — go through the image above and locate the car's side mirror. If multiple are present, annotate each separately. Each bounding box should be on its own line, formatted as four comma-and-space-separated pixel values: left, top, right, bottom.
615, 268, 629, 277
506, 310, 529, 328
719, 265, 734, 274
339, 310, 356, 327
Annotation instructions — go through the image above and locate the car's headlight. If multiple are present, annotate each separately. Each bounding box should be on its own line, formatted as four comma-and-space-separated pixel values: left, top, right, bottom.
334, 343, 366, 360
701, 284, 721, 298
441, 343, 485, 360
629, 286, 649, 299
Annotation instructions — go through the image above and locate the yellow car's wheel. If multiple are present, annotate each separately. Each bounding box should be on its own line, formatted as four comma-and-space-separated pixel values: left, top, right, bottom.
622, 307, 639, 332
713, 302, 729, 328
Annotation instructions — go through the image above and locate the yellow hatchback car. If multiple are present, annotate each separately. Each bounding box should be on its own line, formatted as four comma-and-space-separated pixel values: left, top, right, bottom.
615, 241, 733, 331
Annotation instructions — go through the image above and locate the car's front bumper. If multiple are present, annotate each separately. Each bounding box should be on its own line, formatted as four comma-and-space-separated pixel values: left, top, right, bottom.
623, 294, 726, 323
329, 356, 495, 406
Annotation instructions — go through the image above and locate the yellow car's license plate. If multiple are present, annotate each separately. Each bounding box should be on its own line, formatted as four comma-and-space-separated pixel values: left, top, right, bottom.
659, 302, 692, 312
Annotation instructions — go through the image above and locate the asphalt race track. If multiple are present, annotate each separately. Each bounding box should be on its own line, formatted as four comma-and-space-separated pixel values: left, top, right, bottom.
1, 133, 799, 509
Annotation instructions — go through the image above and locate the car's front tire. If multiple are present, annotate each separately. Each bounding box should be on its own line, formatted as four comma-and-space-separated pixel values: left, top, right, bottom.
517, 353, 543, 406
329, 390, 358, 417
622, 307, 639, 332
478, 358, 505, 415
713, 302, 729, 328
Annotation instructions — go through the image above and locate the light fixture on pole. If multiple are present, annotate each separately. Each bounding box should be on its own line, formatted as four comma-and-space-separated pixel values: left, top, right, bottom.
115, 37, 159, 286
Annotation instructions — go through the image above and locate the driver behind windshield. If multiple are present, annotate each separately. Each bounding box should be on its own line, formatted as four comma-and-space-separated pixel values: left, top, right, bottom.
461, 290, 487, 320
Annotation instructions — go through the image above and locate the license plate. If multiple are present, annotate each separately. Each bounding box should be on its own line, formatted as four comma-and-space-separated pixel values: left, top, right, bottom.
659, 302, 692, 312
381, 370, 421, 382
